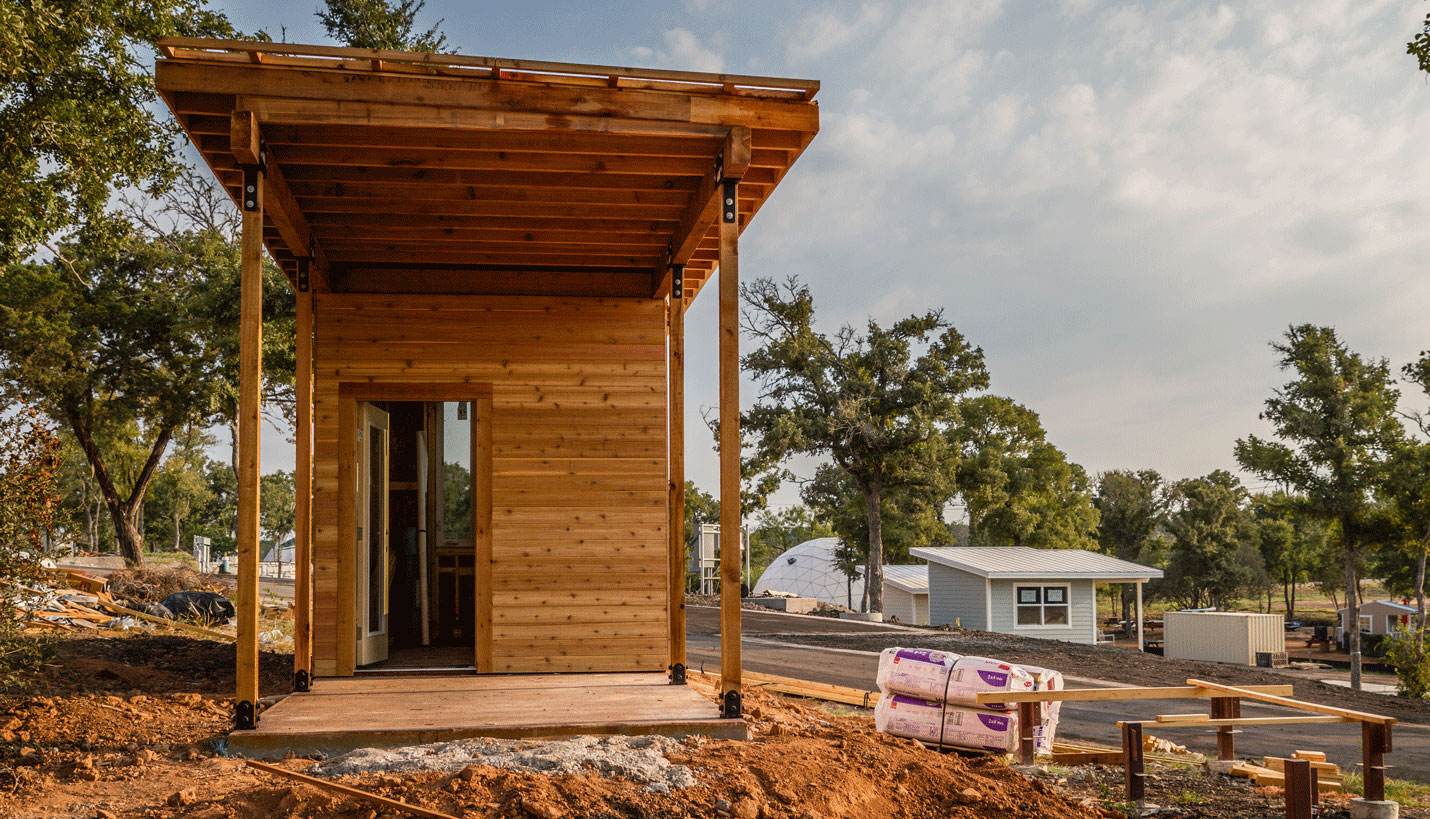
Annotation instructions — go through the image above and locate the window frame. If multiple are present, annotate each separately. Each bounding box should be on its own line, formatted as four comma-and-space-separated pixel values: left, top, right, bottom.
1013, 583, 1073, 629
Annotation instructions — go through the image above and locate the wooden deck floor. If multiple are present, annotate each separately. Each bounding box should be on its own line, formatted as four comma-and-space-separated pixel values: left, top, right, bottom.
227, 673, 743, 758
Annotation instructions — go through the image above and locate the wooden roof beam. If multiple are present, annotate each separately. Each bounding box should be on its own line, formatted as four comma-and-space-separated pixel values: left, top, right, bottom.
654, 127, 750, 297
230, 110, 331, 292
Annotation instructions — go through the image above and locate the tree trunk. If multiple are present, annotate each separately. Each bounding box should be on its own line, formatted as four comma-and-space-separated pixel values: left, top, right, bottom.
1415, 538, 1428, 650
63, 410, 173, 567
860, 477, 885, 614
105, 498, 144, 565
1345, 542, 1362, 691
173, 509, 182, 553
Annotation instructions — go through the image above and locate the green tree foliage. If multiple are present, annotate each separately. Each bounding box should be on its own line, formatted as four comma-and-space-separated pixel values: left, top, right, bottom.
1383, 351, 1430, 644
0, 408, 62, 687
739, 277, 987, 612
0, 0, 236, 262
1248, 492, 1331, 620
143, 425, 215, 553
0, 218, 231, 564
1385, 626, 1430, 699
316, 0, 451, 52
1411, 10, 1430, 75
683, 481, 720, 544
1094, 469, 1168, 624
952, 395, 1099, 550
259, 470, 296, 549
1235, 325, 1403, 689
1160, 471, 1267, 610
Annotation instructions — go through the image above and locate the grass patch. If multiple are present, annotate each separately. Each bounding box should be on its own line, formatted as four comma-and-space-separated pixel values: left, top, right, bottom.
1342, 772, 1430, 808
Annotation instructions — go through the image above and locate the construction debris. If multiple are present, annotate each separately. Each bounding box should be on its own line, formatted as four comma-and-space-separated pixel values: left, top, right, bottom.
13, 567, 236, 642
245, 759, 461, 819
1226, 751, 1345, 792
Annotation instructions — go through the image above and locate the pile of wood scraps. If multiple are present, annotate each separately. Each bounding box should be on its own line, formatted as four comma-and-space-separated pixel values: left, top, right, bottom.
18, 568, 235, 642
1228, 751, 1343, 792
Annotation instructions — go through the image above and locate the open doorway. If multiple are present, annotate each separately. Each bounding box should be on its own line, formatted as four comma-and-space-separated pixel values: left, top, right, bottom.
355, 399, 481, 671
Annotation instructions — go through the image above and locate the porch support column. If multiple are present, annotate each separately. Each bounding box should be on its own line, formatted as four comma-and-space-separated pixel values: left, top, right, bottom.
718, 170, 742, 718
293, 276, 313, 691
1135, 581, 1145, 652
667, 282, 687, 683
232, 111, 265, 729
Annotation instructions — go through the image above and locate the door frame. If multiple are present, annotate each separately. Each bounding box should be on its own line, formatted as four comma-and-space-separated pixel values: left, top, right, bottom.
355, 402, 390, 666
337, 382, 494, 675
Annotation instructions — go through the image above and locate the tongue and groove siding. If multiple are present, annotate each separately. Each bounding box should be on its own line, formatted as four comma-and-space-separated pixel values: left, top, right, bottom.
310, 293, 669, 676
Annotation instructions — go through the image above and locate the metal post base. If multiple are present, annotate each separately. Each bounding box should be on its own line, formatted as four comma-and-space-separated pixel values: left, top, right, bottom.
669, 663, 686, 685
234, 700, 257, 730
721, 689, 742, 719
294, 669, 310, 692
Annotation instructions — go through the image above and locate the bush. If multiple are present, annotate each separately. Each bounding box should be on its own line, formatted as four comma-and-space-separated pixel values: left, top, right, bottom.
0, 408, 62, 690
1384, 627, 1430, 699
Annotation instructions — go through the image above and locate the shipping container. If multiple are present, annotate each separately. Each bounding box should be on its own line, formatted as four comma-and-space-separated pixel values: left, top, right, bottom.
1164, 611, 1285, 665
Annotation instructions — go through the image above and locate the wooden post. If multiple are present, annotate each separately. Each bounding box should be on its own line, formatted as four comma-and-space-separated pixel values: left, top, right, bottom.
1363, 721, 1389, 802
718, 176, 741, 718
1122, 721, 1145, 803
293, 284, 313, 692
473, 394, 494, 673
1283, 758, 1314, 819
667, 292, 687, 683
1017, 701, 1036, 765
1135, 581, 1144, 652
1211, 696, 1239, 760
233, 120, 264, 728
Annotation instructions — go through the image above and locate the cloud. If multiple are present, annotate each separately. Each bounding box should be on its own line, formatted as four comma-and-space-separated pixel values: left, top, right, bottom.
629, 28, 724, 73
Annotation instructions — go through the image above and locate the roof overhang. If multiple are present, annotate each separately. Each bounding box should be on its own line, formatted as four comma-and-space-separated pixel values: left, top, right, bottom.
910, 547, 1164, 583
153, 37, 819, 300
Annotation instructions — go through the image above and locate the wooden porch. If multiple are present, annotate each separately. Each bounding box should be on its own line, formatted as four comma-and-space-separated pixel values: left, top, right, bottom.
228, 672, 742, 758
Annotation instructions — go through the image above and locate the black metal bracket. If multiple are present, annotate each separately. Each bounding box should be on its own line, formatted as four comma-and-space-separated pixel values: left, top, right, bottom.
296, 258, 310, 293
721, 179, 738, 223
671, 265, 684, 300
235, 699, 257, 730
241, 166, 263, 212
669, 663, 686, 685
721, 689, 742, 719
294, 669, 310, 692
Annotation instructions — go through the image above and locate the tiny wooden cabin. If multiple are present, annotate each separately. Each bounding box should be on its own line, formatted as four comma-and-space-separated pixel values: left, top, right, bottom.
154, 37, 818, 748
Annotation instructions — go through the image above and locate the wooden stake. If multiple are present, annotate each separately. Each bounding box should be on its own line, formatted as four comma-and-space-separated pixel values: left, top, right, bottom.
1017, 701, 1036, 765
1212, 696, 1239, 760
717, 178, 741, 716
294, 287, 313, 689
1123, 721, 1145, 803
667, 295, 687, 675
244, 760, 460, 819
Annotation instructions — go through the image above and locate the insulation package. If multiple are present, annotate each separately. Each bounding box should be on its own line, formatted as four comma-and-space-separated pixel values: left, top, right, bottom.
874, 695, 1054, 754
875, 648, 1035, 710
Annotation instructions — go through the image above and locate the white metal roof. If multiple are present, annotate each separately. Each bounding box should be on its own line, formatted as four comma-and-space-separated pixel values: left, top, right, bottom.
1337, 599, 1416, 614
881, 564, 928, 594
909, 546, 1163, 581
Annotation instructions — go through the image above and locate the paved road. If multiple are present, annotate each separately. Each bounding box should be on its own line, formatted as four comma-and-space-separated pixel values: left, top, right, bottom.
687, 606, 1430, 782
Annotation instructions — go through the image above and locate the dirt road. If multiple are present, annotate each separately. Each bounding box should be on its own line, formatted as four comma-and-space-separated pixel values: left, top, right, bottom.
686, 605, 1430, 782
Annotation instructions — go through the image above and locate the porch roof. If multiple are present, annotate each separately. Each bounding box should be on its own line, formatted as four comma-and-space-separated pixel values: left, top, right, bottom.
153, 38, 820, 300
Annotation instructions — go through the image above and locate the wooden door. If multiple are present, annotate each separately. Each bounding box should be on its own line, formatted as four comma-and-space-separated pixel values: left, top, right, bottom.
356, 403, 390, 666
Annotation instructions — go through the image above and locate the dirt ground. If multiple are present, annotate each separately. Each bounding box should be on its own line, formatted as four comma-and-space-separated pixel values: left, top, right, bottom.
767, 629, 1430, 725
4, 631, 1424, 819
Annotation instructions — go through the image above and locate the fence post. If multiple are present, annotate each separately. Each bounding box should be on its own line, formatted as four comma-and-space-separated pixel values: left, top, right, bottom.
1362, 721, 1389, 802
1017, 701, 1036, 765
1122, 721, 1145, 803
1211, 696, 1239, 760
1283, 758, 1313, 819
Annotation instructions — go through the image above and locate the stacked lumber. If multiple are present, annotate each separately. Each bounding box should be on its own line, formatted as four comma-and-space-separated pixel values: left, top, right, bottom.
1226, 751, 1343, 792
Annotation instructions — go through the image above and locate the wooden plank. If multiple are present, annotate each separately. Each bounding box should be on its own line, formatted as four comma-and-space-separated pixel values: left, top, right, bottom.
229, 111, 331, 292
474, 393, 494, 673
668, 297, 686, 671
294, 288, 313, 685
1186, 679, 1395, 725
1142, 715, 1353, 728
718, 181, 740, 708
272, 145, 712, 176
975, 684, 1296, 705
336, 395, 356, 675
157, 36, 820, 94
265, 124, 725, 157
332, 268, 656, 298
230, 110, 261, 165
245, 760, 460, 819
236, 168, 264, 718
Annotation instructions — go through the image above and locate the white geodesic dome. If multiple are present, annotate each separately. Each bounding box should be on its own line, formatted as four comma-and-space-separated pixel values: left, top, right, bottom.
753, 537, 865, 609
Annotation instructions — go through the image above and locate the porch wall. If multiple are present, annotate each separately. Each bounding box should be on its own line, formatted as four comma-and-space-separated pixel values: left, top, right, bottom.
311, 293, 669, 676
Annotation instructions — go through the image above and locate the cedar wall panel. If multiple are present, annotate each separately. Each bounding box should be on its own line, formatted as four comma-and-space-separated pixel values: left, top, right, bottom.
311, 294, 668, 676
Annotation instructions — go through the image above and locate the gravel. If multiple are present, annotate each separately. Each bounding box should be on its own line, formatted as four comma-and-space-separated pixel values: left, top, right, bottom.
310, 734, 699, 789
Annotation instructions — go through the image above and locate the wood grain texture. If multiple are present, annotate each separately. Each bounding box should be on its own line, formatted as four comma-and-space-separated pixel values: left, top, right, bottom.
236, 172, 264, 710
718, 201, 741, 701
294, 288, 313, 684
668, 297, 686, 670
310, 294, 668, 675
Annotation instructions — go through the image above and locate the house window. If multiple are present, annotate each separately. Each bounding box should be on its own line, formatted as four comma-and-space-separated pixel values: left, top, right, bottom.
1015, 585, 1070, 627
1358, 615, 1373, 633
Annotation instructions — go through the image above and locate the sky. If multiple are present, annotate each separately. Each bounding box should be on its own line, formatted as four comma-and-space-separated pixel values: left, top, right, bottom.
222, 0, 1430, 511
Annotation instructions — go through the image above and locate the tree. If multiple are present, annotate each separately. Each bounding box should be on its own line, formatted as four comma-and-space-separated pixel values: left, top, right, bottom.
144, 424, 215, 553
317, 0, 451, 52
1235, 325, 1403, 690
0, 1, 236, 263
739, 277, 988, 613
0, 407, 62, 686
1383, 351, 1430, 643
747, 505, 832, 584
260, 471, 296, 548
1161, 471, 1267, 609
1094, 469, 1168, 626
0, 218, 228, 563
1411, 10, 1430, 75
1248, 492, 1329, 620
952, 395, 1099, 550
683, 481, 720, 543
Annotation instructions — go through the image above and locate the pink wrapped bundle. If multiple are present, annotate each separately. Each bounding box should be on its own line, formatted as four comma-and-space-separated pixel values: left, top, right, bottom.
875, 647, 962, 700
